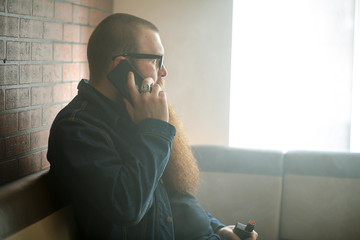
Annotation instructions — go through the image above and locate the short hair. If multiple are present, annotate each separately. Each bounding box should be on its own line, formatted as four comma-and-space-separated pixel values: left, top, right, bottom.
87, 13, 159, 81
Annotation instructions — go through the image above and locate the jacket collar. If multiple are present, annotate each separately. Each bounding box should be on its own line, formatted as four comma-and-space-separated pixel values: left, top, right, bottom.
77, 79, 135, 130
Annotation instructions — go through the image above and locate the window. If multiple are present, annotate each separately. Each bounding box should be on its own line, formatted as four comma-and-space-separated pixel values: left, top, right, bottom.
230, 0, 359, 152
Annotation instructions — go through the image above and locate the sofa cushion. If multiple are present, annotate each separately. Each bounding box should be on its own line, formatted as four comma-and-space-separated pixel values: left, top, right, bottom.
280, 151, 360, 240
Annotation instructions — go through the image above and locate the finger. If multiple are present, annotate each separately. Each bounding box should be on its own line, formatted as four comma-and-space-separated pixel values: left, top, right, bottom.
158, 90, 166, 100
127, 72, 139, 100
151, 83, 162, 95
140, 77, 155, 94
140, 83, 152, 94
142, 77, 155, 86
151, 84, 167, 102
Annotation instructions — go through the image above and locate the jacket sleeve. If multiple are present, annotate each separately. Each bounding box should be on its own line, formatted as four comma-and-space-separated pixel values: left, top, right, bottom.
206, 210, 226, 233
48, 118, 176, 226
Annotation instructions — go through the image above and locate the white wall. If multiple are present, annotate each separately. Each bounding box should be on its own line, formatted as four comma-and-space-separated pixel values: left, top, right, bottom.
113, 0, 233, 145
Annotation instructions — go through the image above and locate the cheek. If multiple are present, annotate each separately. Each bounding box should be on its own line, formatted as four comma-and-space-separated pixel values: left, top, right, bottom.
138, 65, 157, 81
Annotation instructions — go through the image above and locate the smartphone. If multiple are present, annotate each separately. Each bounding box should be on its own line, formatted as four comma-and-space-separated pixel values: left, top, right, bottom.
107, 60, 144, 103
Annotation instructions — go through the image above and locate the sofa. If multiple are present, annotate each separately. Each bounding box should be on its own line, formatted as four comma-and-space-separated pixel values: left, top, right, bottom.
1, 145, 359, 240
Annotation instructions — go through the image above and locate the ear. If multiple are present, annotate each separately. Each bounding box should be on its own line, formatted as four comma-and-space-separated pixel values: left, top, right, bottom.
111, 55, 127, 69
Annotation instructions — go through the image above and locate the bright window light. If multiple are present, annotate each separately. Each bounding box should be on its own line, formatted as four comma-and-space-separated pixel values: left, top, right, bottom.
230, 0, 357, 152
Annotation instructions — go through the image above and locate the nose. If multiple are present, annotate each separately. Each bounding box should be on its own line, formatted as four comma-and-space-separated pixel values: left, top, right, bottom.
158, 65, 167, 78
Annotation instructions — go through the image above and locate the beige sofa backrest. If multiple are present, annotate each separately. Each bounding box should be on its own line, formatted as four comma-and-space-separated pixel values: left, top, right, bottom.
1, 146, 359, 239
280, 151, 360, 240
194, 146, 360, 240
193, 145, 283, 240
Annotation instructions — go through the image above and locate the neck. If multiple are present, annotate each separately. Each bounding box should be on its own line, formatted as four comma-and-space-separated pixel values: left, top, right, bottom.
89, 77, 117, 102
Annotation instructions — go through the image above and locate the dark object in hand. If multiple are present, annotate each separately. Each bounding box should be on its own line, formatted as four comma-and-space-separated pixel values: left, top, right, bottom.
107, 60, 145, 104
233, 220, 255, 239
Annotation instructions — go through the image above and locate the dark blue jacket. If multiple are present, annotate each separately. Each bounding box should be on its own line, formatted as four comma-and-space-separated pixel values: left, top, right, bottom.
48, 79, 224, 239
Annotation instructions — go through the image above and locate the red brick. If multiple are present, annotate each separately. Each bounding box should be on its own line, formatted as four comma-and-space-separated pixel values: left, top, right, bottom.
33, 154, 42, 171
18, 152, 41, 177
0, 0, 5, 12
31, 86, 52, 106
54, 43, 72, 62
64, 24, 80, 42
81, 0, 97, 8
72, 44, 87, 62
63, 63, 80, 81
89, 9, 106, 26
20, 19, 43, 39
30, 129, 49, 150
20, 64, 42, 84
73, 5, 88, 25
5, 133, 30, 157
54, 1, 72, 21
18, 108, 41, 130
96, 0, 112, 11
44, 22, 63, 41
80, 62, 89, 79
0, 16, 19, 37
68, 0, 80, 4
7, 41, 31, 61
42, 104, 61, 126
80, 26, 94, 43
0, 159, 18, 184
41, 150, 50, 168
0, 89, 4, 111
5, 88, 30, 109
33, 0, 54, 18
0, 138, 4, 159
0, 65, 18, 85
32, 42, 53, 61
43, 64, 62, 82
0, 112, 18, 134
53, 83, 72, 103
8, 0, 32, 15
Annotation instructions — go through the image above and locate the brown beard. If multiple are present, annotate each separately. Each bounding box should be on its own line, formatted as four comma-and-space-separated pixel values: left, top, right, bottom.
163, 106, 200, 195
156, 78, 200, 195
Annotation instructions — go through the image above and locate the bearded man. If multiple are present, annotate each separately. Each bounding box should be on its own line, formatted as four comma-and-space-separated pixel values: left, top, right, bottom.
47, 13, 258, 240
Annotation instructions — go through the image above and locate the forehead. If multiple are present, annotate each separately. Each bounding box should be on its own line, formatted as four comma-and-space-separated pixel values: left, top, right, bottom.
137, 28, 164, 55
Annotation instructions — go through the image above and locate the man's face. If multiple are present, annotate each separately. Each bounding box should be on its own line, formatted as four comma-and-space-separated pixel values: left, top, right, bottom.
133, 29, 167, 84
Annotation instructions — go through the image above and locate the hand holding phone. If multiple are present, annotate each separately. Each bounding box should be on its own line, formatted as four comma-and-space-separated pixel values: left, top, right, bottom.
108, 60, 169, 123
107, 60, 145, 104
124, 74, 169, 124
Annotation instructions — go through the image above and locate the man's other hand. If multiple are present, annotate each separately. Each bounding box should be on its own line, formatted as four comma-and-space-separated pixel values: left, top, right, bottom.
217, 225, 258, 240
124, 72, 169, 124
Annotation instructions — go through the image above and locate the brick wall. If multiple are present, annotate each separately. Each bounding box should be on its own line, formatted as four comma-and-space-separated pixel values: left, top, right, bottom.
0, 0, 113, 185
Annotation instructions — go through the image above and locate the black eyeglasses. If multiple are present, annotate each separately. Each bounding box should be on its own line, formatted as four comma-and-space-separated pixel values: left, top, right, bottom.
112, 53, 164, 70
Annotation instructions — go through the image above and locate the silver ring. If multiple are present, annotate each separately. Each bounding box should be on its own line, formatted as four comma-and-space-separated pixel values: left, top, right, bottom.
140, 84, 152, 93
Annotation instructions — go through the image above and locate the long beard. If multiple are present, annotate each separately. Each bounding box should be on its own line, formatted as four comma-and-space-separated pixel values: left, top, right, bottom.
156, 78, 200, 195
163, 106, 200, 195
